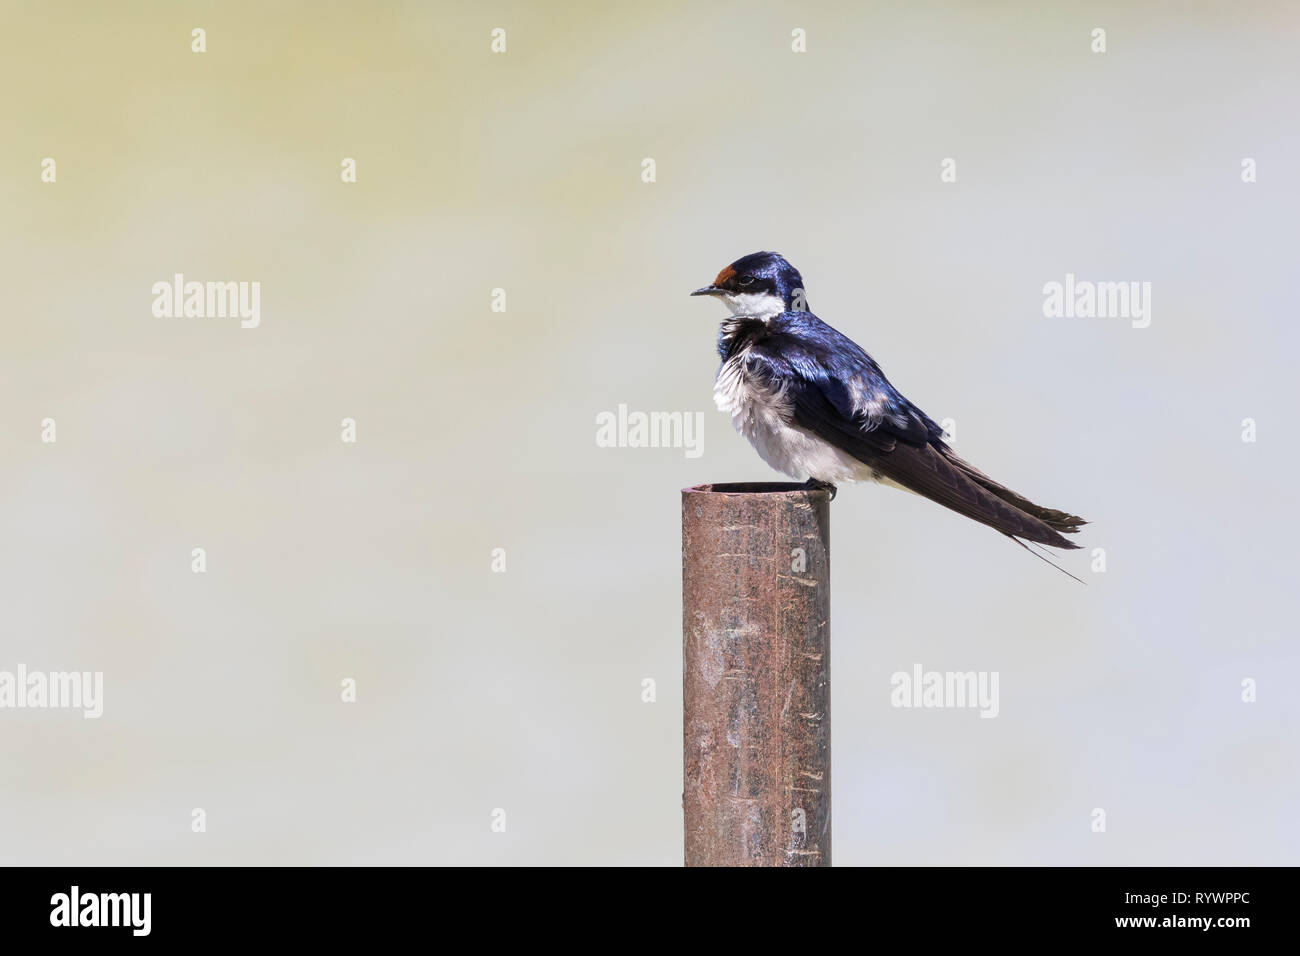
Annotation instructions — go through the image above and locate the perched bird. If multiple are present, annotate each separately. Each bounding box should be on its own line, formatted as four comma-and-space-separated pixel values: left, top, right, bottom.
692, 251, 1086, 570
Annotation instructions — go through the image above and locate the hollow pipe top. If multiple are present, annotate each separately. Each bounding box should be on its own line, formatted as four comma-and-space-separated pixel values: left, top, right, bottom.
683, 482, 832, 498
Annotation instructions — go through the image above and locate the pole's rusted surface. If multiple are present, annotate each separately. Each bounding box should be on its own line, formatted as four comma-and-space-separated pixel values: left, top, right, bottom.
682, 482, 831, 867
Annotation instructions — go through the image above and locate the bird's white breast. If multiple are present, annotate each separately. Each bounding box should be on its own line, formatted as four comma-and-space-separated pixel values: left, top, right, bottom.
713, 347, 880, 484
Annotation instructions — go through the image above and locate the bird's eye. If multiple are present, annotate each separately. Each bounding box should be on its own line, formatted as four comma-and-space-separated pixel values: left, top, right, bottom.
737, 275, 755, 287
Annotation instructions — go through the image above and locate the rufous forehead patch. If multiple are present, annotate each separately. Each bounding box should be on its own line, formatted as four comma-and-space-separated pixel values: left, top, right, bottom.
713, 265, 737, 286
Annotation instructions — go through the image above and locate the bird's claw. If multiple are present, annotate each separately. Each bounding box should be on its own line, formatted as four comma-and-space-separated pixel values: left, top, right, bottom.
804, 478, 837, 500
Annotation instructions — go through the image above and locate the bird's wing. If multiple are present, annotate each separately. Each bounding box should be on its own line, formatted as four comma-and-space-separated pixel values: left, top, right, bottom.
745, 317, 1082, 550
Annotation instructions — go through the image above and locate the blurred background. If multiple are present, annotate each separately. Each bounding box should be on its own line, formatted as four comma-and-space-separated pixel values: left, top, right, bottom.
1, 0, 1296, 865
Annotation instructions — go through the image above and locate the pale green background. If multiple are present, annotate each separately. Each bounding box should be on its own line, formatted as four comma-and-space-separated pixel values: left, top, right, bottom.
1, 1, 1295, 865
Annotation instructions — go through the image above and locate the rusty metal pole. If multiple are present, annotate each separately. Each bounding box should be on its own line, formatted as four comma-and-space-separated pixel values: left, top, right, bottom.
682, 482, 831, 867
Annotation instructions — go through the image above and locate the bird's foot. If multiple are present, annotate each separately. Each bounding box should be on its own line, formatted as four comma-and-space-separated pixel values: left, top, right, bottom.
803, 478, 837, 500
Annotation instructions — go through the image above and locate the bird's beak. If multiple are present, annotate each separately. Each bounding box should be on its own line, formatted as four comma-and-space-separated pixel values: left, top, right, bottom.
691, 286, 724, 297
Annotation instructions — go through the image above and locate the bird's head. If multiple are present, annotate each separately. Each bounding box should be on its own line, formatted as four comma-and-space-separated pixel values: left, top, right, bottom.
691, 251, 806, 320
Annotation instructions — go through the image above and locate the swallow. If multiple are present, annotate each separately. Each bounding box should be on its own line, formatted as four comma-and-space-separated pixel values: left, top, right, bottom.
692, 251, 1087, 572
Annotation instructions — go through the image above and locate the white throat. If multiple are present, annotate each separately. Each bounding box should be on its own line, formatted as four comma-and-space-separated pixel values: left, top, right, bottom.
722, 291, 786, 321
